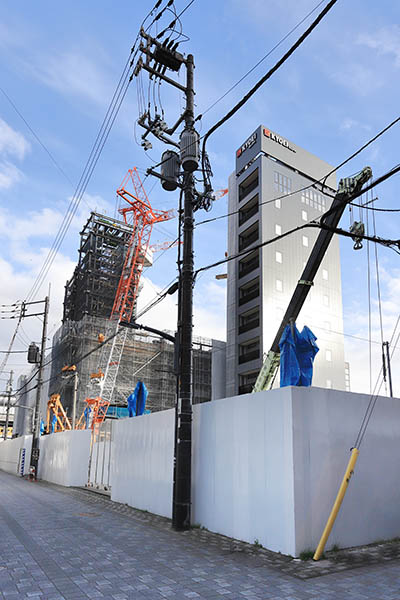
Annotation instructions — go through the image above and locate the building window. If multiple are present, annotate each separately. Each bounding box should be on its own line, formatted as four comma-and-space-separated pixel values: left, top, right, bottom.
275, 224, 282, 235
239, 371, 259, 395
301, 210, 308, 221
323, 294, 329, 307
239, 168, 259, 202
276, 279, 283, 292
301, 188, 327, 212
302, 235, 309, 247
274, 170, 292, 195
275, 198, 281, 209
239, 250, 259, 279
322, 268, 328, 281
239, 194, 259, 226
275, 251, 282, 264
325, 349, 332, 362
326, 379, 332, 389
239, 222, 259, 251
239, 307, 260, 334
239, 277, 260, 306
238, 337, 260, 364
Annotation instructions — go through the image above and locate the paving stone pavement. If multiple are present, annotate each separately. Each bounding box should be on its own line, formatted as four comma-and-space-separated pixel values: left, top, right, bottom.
0, 470, 400, 600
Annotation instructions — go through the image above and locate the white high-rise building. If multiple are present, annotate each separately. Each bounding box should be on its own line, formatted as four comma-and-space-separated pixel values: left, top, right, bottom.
226, 125, 346, 396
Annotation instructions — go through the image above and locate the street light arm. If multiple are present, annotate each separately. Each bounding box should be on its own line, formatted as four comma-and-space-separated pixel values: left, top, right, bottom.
119, 320, 175, 344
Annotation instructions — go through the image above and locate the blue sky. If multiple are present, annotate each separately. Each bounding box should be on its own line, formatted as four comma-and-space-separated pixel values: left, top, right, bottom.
1, 0, 400, 394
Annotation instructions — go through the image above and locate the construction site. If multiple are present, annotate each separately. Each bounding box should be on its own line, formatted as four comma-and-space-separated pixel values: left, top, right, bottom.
45, 169, 224, 430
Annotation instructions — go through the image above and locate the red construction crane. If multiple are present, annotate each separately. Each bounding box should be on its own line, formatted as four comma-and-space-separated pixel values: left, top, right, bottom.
111, 167, 174, 322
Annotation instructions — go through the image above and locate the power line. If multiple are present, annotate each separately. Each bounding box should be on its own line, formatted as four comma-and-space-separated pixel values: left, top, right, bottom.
24, 0, 170, 303
196, 115, 400, 228
200, 0, 339, 178
194, 163, 400, 277
199, 0, 327, 118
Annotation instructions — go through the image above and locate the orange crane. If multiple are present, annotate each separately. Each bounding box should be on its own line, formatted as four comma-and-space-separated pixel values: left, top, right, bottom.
88, 168, 174, 412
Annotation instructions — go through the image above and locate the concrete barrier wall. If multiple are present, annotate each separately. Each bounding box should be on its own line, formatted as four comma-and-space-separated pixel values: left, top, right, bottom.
0, 435, 32, 476
111, 409, 175, 518
38, 429, 91, 487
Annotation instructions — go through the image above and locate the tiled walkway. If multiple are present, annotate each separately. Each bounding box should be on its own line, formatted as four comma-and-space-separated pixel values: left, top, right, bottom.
0, 470, 399, 599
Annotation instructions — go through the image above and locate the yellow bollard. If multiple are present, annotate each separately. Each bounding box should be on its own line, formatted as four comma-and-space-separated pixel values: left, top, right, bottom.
313, 447, 359, 561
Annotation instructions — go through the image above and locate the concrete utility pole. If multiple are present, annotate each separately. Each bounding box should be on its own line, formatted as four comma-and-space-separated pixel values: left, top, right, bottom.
174, 53, 195, 531
30, 295, 49, 478
134, 30, 208, 530
3, 370, 13, 440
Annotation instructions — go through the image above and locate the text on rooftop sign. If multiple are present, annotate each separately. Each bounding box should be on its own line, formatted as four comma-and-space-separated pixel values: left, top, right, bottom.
236, 132, 257, 158
263, 128, 296, 153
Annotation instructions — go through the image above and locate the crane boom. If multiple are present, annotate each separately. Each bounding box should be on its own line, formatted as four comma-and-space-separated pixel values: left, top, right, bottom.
253, 166, 372, 393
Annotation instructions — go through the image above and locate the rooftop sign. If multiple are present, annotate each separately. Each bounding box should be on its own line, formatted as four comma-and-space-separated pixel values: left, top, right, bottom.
263, 128, 296, 153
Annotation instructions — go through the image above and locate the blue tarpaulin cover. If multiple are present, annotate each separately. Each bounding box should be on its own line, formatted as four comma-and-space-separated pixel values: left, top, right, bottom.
127, 381, 148, 417
279, 324, 319, 387
50, 413, 57, 433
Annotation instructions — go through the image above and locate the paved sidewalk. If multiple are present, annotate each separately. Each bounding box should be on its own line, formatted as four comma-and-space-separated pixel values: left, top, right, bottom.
0, 471, 399, 600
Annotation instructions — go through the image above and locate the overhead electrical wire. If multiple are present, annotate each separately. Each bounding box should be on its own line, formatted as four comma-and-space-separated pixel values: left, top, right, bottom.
196, 114, 400, 229
199, 0, 327, 118
200, 0, 339, 180
24, 0, 172, 304
194, 163, 400, 277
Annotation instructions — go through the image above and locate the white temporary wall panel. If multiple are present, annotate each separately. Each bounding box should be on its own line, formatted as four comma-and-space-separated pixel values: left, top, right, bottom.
38, 429, 91, 487
192, 388, 297, 555
111, 410, 174, 518
0, 435, 32, 476
291, 386, 400, 555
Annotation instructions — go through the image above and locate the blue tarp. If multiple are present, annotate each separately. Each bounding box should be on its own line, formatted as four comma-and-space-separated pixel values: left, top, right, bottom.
50, 413, 57, 433
40, 420, 45, 435
127, 381, 148, 417
84, 406, 91, 429
279, 324, 319, 387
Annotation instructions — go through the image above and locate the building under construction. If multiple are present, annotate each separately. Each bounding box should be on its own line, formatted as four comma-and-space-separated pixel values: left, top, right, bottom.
63, 212, 134, 322
51, 210, 225, 418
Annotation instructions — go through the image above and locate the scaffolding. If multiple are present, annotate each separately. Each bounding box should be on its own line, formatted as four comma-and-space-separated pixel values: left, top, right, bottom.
63, 212, 133, 322
49, 315, 214, 416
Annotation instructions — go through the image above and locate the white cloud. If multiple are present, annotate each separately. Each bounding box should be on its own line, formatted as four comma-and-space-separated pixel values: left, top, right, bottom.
0, 160, 24, 189
340, 118, 371, 132
0, 118, 30, 159
26, 50, 112, 106
136, 275, 227, 342
357, 26, 400, 68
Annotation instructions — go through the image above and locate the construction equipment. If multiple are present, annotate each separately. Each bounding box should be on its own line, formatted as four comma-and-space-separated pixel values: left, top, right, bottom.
46, 394, 72, 433
76, 397, 110, 430
90, 167, 174, 409
253, 167, 372, 392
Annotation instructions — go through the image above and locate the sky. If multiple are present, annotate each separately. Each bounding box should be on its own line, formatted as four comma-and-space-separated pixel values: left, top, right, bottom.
0, 0, 399, 398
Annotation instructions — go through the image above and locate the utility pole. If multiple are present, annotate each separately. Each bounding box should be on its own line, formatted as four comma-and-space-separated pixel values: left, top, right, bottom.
30, 296, 49, 479
72, 369, 78, 429
3, 370, 13, 440
174, 53, 195, 530
134, 28, 210, 529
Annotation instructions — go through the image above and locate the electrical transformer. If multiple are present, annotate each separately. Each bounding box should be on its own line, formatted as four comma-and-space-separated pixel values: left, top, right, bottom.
161, 150, 180, 191
179, 129, 199, 173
